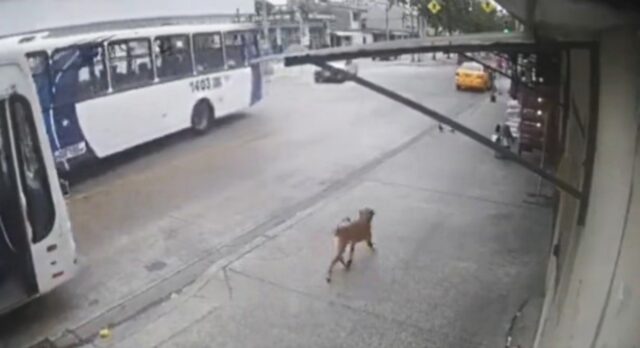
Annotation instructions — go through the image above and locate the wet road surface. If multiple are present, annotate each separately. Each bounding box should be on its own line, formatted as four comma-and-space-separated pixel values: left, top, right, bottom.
0, 59, 530, 347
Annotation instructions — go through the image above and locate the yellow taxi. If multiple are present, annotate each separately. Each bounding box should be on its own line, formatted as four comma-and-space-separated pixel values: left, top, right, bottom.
455, 62, 492, 91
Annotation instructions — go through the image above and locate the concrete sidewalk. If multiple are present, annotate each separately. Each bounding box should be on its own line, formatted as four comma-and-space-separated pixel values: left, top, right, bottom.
97, 96, 551, 348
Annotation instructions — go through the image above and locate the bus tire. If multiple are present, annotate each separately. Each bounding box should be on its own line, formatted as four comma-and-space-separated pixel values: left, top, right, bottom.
191, 100, 214, 134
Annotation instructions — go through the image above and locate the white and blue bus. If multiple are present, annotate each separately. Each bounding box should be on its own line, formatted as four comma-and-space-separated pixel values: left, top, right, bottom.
5, 23, 264, 171
0, 44, 78, 314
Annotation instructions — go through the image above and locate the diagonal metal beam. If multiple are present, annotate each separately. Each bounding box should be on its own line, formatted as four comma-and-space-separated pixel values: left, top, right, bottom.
578, 44, 601, 224
570, 96, 587, 139
313, 61, 583, 200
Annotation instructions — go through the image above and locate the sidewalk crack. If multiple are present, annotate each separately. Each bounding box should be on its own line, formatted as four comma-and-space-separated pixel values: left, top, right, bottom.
222, 267, 234, 300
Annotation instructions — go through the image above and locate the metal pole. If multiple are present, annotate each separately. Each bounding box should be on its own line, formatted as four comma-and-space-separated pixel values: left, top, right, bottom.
410, 9, 415, 62
313, 61, 583, 199
262, 0, 270, 49
299, 8, 305, 47
535, 106, 549, 197
385, 5, 391, 41
577, 44, 600, 224
417, 13, 421, 62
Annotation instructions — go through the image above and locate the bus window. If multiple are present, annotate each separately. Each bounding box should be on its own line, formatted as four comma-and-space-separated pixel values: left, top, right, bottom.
27, 52, 48, 77
26, 52, 51, 108
9, 95, 55, 244
223, 32, 247, 69
26, 52, 54, 145
154, 35, 193, 80
108, 39, 153, 90
77, 46, 108, 100
50, 45, 108, 103
193, 33, 224, 74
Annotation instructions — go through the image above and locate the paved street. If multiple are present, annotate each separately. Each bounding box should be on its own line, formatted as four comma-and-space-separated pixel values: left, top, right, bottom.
0, 59, 550, 348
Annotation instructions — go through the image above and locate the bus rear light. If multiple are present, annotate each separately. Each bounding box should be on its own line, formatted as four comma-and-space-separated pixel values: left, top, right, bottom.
52, 271, 64, 279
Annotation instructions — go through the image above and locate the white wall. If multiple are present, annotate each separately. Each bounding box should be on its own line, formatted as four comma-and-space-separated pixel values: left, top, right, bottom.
596, 134, 640, 348
535, 48, 591, 348
536, 27, 640, 348
0, 0, 254, 36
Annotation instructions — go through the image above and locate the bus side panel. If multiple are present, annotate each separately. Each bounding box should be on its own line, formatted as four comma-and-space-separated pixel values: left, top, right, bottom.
76, 68, 254, 158
76, 85, 184, 158
30, 209, 77, 295
215, 67, 253, 117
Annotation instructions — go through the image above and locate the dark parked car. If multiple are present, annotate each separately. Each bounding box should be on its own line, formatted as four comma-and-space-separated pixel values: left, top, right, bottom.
372, 55, 399, 61
314, 60, 359, 83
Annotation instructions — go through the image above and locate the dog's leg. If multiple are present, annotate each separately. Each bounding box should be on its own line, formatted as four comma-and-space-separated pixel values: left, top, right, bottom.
327, 239, 347, 283
326, 256, 341, 283
367, 239, 375, 251
338, 256, 347, 267
346, 243, 355, 269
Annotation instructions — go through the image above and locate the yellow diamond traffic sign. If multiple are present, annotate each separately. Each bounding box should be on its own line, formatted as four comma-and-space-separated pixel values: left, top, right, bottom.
481, 0, 496, 13
428, 0, 442, 14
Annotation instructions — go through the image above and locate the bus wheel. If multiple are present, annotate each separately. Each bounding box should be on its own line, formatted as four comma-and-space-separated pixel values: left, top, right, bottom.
191, 100, 213, 133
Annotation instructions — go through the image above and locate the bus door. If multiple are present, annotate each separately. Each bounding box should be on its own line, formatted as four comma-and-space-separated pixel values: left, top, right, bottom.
28, 45, 101, 167
0, 95, 41, 313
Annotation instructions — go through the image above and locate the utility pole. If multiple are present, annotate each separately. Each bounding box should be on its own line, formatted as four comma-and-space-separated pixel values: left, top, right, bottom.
416, 7, 423, 62
410, 7, 415, 62
262, 0, 270, 51
298, 6, 306, 48
385, 0, 393, 41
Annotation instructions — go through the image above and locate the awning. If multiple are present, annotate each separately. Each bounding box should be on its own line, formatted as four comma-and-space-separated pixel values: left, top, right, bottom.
284, 32, 592, 66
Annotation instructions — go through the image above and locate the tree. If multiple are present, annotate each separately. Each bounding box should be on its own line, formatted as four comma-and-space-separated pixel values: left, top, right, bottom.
460, 0, 504, 33
254, 0, 274, 16
301, 0, 319, 20
385, 0, 400, 40
413, 0, 515, 35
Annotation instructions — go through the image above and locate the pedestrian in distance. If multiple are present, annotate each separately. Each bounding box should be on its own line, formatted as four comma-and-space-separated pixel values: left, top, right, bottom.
492, 124, 510, 159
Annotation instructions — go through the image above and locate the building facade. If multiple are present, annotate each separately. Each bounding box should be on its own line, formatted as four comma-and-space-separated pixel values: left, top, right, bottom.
322, 0, 416, 47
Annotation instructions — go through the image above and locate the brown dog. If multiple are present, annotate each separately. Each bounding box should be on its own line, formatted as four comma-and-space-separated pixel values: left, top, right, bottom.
326, 208, 376, 283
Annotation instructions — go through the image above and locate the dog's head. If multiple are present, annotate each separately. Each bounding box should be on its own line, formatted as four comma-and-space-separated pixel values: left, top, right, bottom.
359, 207, 375, 222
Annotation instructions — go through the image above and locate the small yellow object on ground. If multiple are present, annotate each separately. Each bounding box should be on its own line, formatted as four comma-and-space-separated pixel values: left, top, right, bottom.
99, 328, 112, 339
